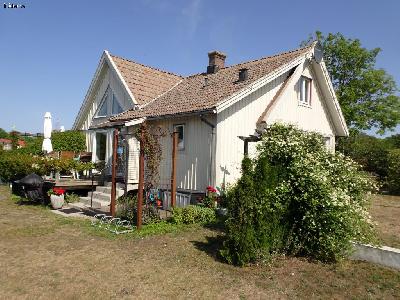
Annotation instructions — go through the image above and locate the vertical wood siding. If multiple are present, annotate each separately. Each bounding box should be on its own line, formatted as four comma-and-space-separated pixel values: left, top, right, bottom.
149, 116, 214, 191
266, 64, 335, 138
215, 71, 288, 186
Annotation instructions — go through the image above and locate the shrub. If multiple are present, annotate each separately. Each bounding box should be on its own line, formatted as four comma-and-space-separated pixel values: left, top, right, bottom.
65, 192, 80, 203
116, 192, 161, 225
387, 149, 400, 195
171, 205, 216, 225
0, 152, 94, 182
220, 124, 377, 266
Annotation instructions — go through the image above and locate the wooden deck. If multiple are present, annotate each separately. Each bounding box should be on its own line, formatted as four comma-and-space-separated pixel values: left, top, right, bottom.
46, 179, 100, 190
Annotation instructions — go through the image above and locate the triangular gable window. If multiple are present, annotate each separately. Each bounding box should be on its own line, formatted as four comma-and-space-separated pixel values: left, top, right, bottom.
97, 98, 108, 117
95, 88, 110, 117
95, 87, 124, 117
112, 94, 123, 115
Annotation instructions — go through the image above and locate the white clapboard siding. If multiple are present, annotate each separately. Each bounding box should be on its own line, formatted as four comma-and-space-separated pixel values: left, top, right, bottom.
150, 116, 214, 191
266, 64, 335, 139
215, 70, 289, 187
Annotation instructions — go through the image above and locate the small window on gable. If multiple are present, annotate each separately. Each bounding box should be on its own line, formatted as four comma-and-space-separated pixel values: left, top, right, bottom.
96, 91, 108, 117
299, 76, 312, 105
112, 94, 123, 115
173, 124, 185, 150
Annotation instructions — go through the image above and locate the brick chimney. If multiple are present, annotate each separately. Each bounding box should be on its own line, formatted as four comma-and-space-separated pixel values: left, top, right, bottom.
207, 51, 226, 74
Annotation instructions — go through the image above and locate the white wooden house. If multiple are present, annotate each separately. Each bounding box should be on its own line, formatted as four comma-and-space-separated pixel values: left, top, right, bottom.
73, 42, 348, 204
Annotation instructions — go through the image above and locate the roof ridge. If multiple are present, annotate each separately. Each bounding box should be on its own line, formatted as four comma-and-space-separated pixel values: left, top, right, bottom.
109, 53, 183, 79
184, 44, 313, 78
225, 44, 313, 69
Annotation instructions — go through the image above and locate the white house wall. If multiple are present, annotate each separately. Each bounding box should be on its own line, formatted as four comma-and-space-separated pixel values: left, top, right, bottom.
149, 115, 215, 192
215, 71, 289, 187
265, 63, 335, 139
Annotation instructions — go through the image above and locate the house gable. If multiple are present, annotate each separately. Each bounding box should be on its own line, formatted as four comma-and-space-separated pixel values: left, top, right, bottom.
73, 51, 136, 131
261, 60, 336, 137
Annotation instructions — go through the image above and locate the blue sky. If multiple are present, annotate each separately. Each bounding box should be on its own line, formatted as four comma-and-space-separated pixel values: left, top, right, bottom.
0, 0, 399, 135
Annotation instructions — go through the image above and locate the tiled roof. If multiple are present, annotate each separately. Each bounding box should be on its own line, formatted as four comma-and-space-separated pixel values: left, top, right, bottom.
109, 54, 182, 105
110, 45, 312, 121
0, 138, 11, 144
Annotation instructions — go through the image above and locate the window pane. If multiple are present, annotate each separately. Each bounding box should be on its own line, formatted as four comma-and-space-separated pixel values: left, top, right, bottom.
305, 79, 310, 103
112, 94, 123, 115
96, 132, 107, 161
299, 76, 311, 104
174, 125, 184, 150
97, 100, 107, 116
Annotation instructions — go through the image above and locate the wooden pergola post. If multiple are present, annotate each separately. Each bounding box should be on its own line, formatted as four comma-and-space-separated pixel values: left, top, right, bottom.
137, 123, 145, 230
110, 128, 119, 217
170, 131, 178, 208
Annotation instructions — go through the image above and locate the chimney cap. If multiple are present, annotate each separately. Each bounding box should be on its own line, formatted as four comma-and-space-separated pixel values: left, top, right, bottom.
208, 50, 227, 59
238, 68, 249, 81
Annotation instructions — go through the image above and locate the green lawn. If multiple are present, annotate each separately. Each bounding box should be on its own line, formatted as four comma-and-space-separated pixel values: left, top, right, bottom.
0, 186, 399, 299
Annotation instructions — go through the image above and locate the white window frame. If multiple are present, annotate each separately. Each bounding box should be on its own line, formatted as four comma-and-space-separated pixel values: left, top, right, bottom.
173, 124, 185, 151
299, 76, 312, 106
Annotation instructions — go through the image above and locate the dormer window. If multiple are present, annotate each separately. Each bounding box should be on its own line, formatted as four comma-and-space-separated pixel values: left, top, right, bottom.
95, 86, 124, 117
299, 76, 312, 106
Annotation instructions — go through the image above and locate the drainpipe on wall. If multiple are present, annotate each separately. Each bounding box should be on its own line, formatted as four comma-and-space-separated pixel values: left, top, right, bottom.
200, 114, 216, 187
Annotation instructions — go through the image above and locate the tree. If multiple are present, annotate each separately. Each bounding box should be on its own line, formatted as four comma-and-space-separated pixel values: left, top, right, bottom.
302, 32, 400, 134
9, 131, 20, 150
337, 132, 390, 179
385, 134, 400, 149
0, 128, 10, 139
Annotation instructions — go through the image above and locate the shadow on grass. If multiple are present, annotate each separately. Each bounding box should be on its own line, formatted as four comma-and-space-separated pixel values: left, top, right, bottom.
16, 200, 44, 206
190, 234, 226, 263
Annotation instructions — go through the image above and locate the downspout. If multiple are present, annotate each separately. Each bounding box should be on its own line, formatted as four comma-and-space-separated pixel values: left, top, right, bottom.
200, 114, 216, 187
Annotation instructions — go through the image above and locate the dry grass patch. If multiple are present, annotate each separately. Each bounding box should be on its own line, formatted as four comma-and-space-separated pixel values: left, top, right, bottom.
370, 194, 400, 248
0, 186, 399, 299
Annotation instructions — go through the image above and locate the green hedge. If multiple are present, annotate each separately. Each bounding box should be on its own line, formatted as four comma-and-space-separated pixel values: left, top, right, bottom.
220, 124, 377, 266
52, 131, 86, 152
171, 205, 216, 225
15, 130, 86, 155
0, 152, 94, 182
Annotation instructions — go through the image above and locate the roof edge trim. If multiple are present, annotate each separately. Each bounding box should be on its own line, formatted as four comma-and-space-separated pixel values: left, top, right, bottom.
105, 50, 137, 105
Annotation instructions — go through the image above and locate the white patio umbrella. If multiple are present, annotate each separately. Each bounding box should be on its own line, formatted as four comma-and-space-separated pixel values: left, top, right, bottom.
42, 112, 53, 153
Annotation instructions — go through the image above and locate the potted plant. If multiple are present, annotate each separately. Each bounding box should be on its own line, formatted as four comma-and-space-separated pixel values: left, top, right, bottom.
203, 186, 218, 208
47, 187, 66, 209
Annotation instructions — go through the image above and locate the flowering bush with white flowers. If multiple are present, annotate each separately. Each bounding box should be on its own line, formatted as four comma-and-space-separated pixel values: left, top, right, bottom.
220, 124, 377, 266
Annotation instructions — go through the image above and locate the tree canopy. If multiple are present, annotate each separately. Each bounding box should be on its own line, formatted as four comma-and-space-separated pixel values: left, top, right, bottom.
0, 128, 10, 139
302, 32, 400, 134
